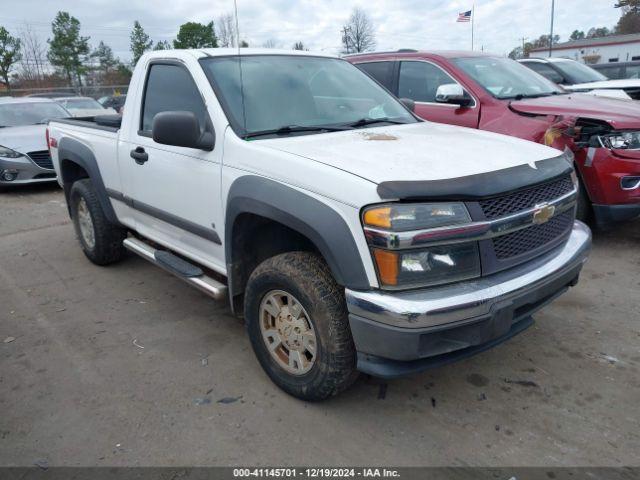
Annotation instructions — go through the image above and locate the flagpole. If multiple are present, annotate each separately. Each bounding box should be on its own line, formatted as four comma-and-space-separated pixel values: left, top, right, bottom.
471, 3, 475, 51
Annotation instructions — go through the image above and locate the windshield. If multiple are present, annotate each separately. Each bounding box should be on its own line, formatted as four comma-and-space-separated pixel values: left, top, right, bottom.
552, 60, 608, 84
62, 98, 104, 110
453, 56, 564, 99
0, 102, 69, 127
200, 55, 416, 137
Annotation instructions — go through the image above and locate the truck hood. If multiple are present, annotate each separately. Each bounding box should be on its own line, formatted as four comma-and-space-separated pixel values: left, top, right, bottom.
0, 124, 47, 153
258, 122, 562, 184
509, 93, 640, 129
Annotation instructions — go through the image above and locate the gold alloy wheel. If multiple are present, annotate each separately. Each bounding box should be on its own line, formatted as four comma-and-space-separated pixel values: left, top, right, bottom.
259, 290, 317, 375
76, 198, 96, 250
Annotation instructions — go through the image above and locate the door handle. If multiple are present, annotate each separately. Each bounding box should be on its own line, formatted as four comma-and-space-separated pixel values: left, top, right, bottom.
130, 147, 148, 165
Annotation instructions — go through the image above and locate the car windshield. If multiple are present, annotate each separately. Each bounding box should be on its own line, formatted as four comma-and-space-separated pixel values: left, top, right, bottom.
63, 98, 104, 110
552, 60, 608, 84
0, 102, 69, 127
453, 56, 564, 99
200, 55, 416, 137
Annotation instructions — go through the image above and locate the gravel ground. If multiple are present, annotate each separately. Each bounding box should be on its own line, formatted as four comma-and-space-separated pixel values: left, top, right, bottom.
1, 184, 639, 467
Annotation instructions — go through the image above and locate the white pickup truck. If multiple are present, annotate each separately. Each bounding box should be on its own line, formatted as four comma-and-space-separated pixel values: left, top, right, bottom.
49, 49, 591, 400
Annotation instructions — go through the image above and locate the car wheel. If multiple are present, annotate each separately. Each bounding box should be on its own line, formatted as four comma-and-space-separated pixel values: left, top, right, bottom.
70, 178, 127, 265
244, 251, 358, 401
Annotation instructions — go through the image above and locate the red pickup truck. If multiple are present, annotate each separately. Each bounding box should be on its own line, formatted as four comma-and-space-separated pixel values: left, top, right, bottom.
347, 51, 640, 227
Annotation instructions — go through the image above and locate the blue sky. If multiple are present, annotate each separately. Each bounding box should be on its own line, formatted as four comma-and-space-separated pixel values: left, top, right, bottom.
0, 0, 623, 62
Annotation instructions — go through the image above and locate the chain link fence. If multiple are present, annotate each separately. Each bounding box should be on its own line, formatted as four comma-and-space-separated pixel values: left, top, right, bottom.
0, 85, 129, 100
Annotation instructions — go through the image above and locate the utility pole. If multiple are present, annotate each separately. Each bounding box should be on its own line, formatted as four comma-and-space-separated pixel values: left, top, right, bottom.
521, 36, 528, 58
549, 0, 555, 58
342, 26, 351, 54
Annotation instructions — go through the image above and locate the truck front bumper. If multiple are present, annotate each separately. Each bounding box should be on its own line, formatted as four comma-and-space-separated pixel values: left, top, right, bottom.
345, 221, 592, 378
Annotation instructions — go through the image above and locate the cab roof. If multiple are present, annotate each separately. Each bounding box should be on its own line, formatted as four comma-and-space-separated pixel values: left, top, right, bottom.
344, 50, 496, 60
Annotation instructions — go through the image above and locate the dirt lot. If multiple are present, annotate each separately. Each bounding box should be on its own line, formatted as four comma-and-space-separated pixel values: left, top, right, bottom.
0, 184, 639, 467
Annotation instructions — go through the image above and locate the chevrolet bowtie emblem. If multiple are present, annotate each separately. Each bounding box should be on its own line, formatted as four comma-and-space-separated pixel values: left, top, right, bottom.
532, 203, 556, 225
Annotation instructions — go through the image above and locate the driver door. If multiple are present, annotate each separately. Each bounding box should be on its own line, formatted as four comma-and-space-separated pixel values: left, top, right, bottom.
398, 60, 480, 129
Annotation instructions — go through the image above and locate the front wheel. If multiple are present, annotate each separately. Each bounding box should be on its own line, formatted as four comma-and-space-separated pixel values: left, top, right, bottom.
244, 252, 358, 401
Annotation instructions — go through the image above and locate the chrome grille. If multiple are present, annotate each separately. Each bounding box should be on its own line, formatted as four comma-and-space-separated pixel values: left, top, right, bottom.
480, 176, 574, 220
492, 211, 574, 259
28, 150, 53, 170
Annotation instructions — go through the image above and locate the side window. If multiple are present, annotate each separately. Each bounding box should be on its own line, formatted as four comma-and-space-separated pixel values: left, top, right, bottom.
523, 62, 564, 84
356, 62, 394, 91
625, 65, 640, 79
596, 65, 623, 80
141, 63, 208, 134
398, 61, 459, 103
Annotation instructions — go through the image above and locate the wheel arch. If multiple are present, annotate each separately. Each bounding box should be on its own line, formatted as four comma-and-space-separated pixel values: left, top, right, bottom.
57, 137, 120, 225
225, 176, 370, 314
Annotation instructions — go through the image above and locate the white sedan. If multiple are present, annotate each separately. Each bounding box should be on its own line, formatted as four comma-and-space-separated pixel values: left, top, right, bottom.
54, 96, 117, 117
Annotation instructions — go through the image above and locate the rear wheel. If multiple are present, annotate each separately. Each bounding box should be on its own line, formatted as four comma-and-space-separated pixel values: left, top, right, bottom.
70, 179, 127, 265
245, 252, 358, 401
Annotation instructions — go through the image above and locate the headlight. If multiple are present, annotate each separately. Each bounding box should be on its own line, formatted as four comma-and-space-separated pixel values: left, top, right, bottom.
599, 131, 640, 150
0, 145, 24, 158
363, 202, 471, 231
372, 243, 481, 288
363, 202, 480, 289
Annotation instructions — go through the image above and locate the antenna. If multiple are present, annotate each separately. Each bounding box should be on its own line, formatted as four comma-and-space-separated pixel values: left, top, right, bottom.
233, 0, 247, 133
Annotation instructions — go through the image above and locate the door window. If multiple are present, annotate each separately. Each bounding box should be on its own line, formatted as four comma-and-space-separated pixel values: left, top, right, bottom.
398, 61, 461, 103
356, 62, 394, 91
141, 63, 208, 134
522, 62, 565, 84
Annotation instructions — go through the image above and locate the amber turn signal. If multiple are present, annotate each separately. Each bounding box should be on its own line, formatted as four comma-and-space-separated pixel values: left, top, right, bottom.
373, 249, 399, 286
363, 207, 391, 229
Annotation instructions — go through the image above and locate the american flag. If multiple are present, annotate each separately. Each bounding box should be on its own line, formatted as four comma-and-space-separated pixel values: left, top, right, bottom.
457, 10, 472, 22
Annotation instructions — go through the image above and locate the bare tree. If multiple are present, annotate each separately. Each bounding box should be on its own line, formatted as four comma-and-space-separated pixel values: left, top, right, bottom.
216, 13, 236, 48
341, 7, 376, 54
262, 38, 278, 49
18, 23, 47, 85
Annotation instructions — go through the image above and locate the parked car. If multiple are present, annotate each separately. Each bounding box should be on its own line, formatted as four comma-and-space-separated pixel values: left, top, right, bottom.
348, 50, 640, 227
48, 49, 591, 400
27, 92, 76, 99
592, 60, 640, 81
98, 94, 127, 114
54, 96, 116, 117
519, 57, 640, 100
0, 97, 70, 186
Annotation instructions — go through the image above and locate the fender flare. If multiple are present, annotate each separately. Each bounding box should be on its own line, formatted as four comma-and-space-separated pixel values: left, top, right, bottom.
225, 175, 370, 298
57, 137, 120, 225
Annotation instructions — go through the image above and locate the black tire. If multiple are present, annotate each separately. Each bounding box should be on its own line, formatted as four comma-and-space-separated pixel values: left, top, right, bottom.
575, 177, 592, 223
244, 252, 358, 401
70, 179, 127, 265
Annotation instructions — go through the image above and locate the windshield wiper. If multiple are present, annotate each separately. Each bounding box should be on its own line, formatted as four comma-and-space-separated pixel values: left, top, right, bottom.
243, 124, 348, 139
348, 117, 409, 128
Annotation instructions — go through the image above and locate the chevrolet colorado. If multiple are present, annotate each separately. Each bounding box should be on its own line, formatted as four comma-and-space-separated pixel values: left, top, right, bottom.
49, 49, 591, 400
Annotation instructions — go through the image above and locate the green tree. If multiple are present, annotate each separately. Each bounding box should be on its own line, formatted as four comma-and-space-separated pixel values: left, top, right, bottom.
130, 21, 153, 66
47, 11, 90, 86
292, 41, 307, 50
616, 0, 640, 34
173, 22, 217, 49
0, 26, 22, 90
153, 40, 171, 50
239, 40, 249, 48
587, 26, 611, 38
91, 41, 118, 75
569, 30, 585, 40
615, 0, 640, 12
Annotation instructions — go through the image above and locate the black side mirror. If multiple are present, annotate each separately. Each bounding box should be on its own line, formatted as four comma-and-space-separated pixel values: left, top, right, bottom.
152, 111, 215, 151
399, 97, 416, 112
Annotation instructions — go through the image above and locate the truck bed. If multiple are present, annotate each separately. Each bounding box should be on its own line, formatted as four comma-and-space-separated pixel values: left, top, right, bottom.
52, 114, 122, 133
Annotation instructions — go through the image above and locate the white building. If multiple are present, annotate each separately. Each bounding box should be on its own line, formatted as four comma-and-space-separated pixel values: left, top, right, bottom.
529, 33, 640, 65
